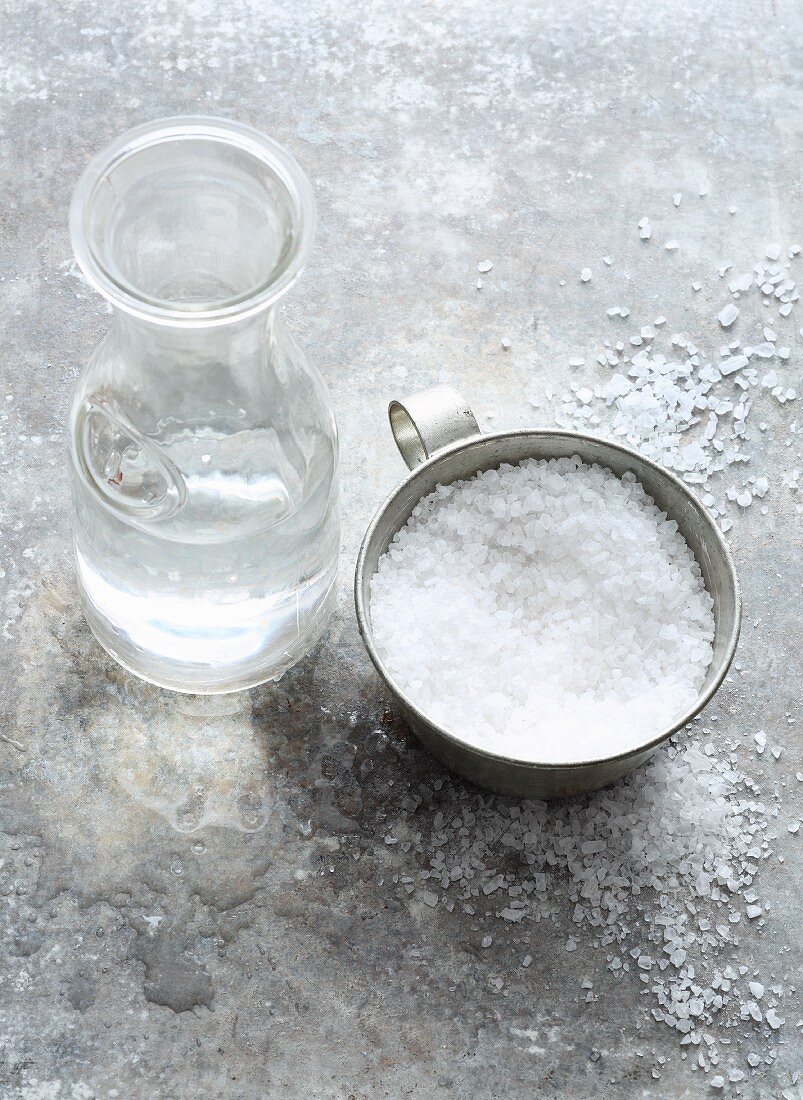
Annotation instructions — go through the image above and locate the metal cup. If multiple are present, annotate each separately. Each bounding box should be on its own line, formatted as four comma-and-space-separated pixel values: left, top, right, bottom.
354, 385, 741, 798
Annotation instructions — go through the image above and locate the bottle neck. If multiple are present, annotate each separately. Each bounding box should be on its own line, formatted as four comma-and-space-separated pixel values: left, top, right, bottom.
109, 305, 283, 376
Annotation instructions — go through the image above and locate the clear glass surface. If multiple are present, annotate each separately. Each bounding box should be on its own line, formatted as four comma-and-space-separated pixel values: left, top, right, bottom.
68, 118, 339, 692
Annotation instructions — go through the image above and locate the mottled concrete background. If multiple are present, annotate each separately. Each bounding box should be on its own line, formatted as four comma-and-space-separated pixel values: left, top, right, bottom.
0, 0, 801, 1097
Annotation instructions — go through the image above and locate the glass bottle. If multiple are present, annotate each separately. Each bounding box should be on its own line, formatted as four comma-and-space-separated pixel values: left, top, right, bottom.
68, 117, 339, 693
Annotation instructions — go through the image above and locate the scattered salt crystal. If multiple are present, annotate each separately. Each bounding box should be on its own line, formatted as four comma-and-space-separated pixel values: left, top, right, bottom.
477, 260, 493, 273
580, 267, 592, 283
665, 241, 679, 251
717, 304, 739, 328
673, 193, 682, 207
710, 1075, 725, 1089
569, 357, 586, 367
745, 904, 763, 919
501, 337, 511, 351
745, 1000, 762, 1021
719, 355, 748, 376
481, 935, 493, 948
766, 1008, 784, 1029
765, 243, 781, 261
751, 342, 775, 359
729, 273, 753, 294
749, 981, 764, 999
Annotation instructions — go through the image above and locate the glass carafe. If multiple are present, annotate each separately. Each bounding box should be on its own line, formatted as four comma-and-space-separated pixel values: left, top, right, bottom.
67, 118, 339, 693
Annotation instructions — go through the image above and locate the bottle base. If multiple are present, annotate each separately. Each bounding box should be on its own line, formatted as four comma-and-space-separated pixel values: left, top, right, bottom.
78, 580, 337, 694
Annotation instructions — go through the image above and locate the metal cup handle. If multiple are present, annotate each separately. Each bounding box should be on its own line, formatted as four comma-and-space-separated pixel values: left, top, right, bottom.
388, 385, 482, 470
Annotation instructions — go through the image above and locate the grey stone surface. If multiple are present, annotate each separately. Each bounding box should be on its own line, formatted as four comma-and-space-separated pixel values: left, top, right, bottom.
0, 0, 801, 1097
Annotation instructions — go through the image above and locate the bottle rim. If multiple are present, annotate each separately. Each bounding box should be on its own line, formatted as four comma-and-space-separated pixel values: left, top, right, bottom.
69, 116, 316, 327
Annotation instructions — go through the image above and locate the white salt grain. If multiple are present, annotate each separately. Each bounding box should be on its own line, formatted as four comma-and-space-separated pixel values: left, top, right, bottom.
720, 355, 749, 376
371, 458, 715, 763
717, 304, 739, 328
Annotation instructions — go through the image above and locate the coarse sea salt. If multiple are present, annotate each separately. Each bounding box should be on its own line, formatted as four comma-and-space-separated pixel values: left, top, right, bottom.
370, 457, 715, 763
394, 217, 797, 1086
391, 726, 776, 1072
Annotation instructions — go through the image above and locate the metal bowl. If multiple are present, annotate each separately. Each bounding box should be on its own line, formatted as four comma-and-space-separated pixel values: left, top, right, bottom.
355, 385, 741, 798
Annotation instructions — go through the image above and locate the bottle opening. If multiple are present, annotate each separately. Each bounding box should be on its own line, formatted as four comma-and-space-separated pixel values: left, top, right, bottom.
70, 118, 315, 325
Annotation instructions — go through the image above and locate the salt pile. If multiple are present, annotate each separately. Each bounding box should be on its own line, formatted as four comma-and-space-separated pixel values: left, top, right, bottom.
370, 457, 715, 762
387, 730, 785, 1082
554, 241, 800, 530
